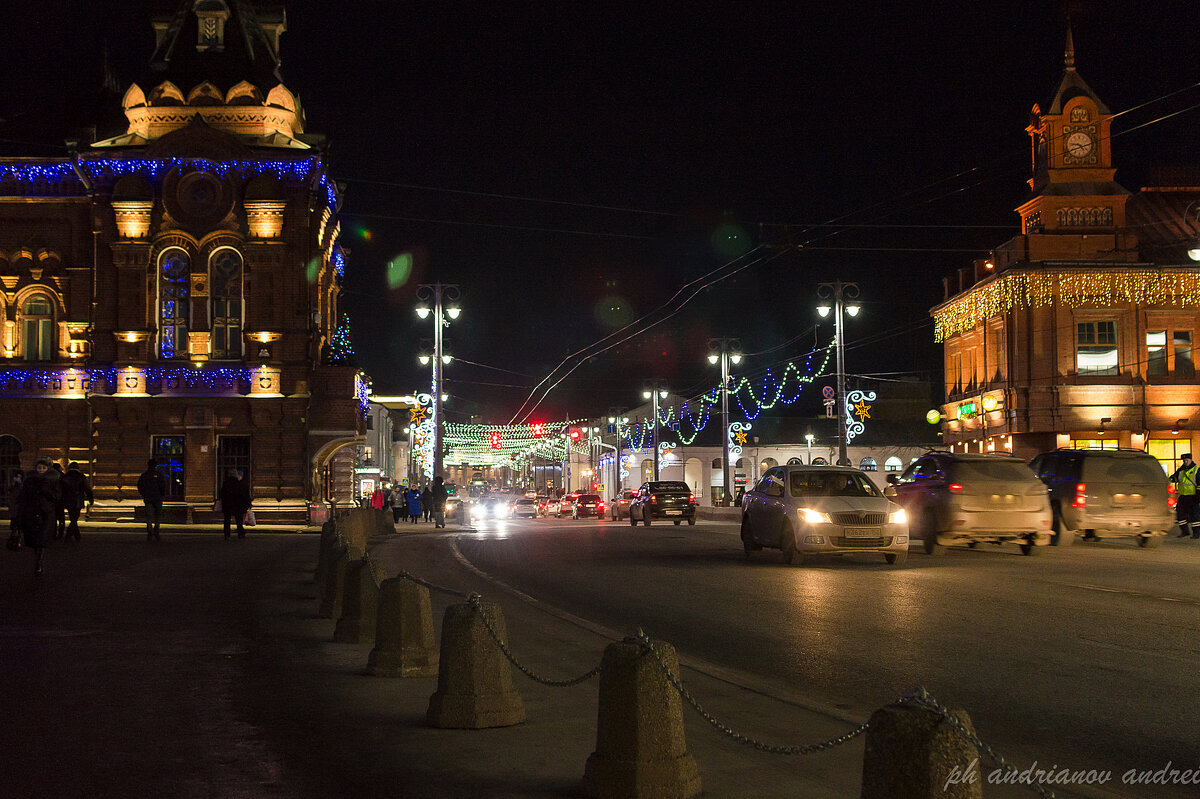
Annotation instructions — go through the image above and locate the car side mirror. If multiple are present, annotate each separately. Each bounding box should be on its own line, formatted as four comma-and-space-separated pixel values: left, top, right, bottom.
884, 485, 897, 499
886, 474, 899, 485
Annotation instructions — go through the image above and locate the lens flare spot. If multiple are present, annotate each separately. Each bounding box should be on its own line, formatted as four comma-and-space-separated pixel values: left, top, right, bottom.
305, 256, 321, 284
355, 224, 373, 241
711, 223, 752, 259
387, 252, 414, 289
594, 295, 633, 329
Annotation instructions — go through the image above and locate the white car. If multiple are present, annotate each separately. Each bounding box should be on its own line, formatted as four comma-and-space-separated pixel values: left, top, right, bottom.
508, 498, 539, 518
741, 465, 909, 566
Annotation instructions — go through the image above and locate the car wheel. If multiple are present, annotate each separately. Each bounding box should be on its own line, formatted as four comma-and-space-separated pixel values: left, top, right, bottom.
629, 511, 637, 527
643, 515, 652, 527
1051, 506, 1074, 547
780, 524, 803, 565
687, 516, 696, 526
673, 519, 681, 526
1138, 534, 1163, 548
885, 551, 908, 565
740, 517, 759, 559
921, 515, 946, 556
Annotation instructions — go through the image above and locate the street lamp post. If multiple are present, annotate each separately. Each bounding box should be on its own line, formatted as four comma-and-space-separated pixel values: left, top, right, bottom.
805, 431, 814, 465
607, 412, 629, 494
816, 281, 860, 466
642, 384, 668, 481
415, 283, 460, 480
707, 338, 742, 506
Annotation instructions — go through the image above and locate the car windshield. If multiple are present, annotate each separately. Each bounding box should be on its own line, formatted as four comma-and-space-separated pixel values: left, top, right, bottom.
515, 499, 534, 505
789, 471, 880, 498
949, 460, 1034, 483
648, 481, 689, 492
578, 494, 600, 502
1094, 458, 1166, 483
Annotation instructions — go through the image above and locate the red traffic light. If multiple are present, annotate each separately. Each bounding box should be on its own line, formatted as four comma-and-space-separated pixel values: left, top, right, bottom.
489, 431, 502, 449
531, 422, 545, 438
569, 429, 581, 441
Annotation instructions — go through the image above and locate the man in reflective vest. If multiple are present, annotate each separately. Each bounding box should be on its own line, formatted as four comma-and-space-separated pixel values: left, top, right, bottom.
1169, 453, 1199, 538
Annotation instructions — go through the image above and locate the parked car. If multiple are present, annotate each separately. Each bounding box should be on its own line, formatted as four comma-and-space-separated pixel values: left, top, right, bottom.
557, 492, 582, 517
886, 451, 1051, 556
629, 481, 696, 526
610, 490, 637, 520
1027, 448, 1173, 547
741, 465, 908, 565
569, 494, 604, 518
508, 497, 539, 519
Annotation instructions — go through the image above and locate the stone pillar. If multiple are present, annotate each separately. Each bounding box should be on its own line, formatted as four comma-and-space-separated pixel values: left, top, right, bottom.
333, 557, 379, 644
860, 702, 982, 798
583, 640, 700, 799
317, 544, 350, 620
368, 576, 438, 677
426, 600, 525, 729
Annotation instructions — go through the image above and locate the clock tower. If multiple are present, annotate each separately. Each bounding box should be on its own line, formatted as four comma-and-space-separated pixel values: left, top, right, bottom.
1017, 27, 1129, 236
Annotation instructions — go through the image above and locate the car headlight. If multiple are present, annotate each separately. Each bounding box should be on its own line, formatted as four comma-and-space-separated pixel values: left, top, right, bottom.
889, 507, 907, 524
800, 508, 829, 524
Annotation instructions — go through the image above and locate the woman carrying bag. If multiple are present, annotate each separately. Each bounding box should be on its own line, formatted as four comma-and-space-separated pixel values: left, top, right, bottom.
219, 469, 252, 540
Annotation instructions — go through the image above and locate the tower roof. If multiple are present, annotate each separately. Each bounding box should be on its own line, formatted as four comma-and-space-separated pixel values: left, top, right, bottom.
1046, 24, 1110, 115
144, 1, 286, 92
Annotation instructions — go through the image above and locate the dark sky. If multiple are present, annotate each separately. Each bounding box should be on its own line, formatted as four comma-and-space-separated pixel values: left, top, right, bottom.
6, 1, 1200, 424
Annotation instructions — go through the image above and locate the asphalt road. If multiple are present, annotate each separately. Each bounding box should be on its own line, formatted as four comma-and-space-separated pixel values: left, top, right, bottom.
455, 514, 1200, 799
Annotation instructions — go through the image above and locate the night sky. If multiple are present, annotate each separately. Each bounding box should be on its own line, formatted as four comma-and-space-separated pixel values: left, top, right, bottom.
6, 1, 1200, 424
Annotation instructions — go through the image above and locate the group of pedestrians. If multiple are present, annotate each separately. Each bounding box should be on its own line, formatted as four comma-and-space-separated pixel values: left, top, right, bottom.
7, 459, 93, 577
378, 475, 449, 528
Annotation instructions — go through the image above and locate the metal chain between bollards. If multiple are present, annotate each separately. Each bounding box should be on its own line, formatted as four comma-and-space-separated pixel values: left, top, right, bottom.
467, 593, 602, 688
629, 629, 869, 755
394, 567, 470, 599
900, 688, 1056, 799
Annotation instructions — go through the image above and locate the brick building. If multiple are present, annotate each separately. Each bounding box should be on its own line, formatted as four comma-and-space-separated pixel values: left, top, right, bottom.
0, 2, 364, 521
934, 31, 1200, 470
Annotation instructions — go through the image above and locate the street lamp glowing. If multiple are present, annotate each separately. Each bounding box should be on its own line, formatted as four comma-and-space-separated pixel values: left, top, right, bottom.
729, 353, 742, 365
707, 353, 719, 365
846, 305, 861, 317
446, 305, 462, 319
816, 305, 831, 318
418, 354, 430, 365
441, 354, 452, 364
415, 305, 431, 319
643, 390, 652, 399
659, 390, 668, 399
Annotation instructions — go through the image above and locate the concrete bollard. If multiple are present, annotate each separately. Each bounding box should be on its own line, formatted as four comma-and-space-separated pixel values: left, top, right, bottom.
426, 599, 525, 729
314, 521, 338, 584
317, 544, 351, 620
333, 557, 379, 644
860, 702, 982, 798
583, 639, 701, 799
368, 576, 439, 677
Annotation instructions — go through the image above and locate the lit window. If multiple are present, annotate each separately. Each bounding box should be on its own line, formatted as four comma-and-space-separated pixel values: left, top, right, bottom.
159, 250, 190, 359
210, 249, 242, 359
21, 296, 54, 361
1077, 321, 1118, 376
1147, 330, 1167, 376
885, 456, 902, 472
1174, 331, 1194, 378
859, 457, 878, 471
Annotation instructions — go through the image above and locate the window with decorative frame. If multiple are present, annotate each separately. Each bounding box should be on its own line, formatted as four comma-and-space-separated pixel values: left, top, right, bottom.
158, 249, 190, 359
1076, 320, 1118, 376
209, 248, 243, 359
21, 295, 54, 361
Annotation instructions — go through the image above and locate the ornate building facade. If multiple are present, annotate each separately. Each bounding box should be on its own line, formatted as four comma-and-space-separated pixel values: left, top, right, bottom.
934, 31, 1200, 470
0, 2, 364, 521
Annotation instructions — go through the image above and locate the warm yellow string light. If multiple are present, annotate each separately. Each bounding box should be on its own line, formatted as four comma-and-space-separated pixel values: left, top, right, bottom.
934, 269, 1200, 341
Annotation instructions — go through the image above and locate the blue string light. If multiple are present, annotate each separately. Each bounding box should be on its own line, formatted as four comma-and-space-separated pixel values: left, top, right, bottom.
0, 365, 265, 395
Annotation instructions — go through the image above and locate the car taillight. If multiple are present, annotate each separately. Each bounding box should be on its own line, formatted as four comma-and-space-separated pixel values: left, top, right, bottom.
598, 501, 605, 509
948, 484, 964, 492
1072, 482, 1087, 508
650, 494, 657, 505
688, 493, 695, 503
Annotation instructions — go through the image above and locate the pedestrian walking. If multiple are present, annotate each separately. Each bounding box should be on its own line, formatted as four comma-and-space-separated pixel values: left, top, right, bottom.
7, 471, 23, 544
1170, 453, 1199, 538
136, 459, 166, 541
59, 462, 93, 542
219, 469, 252, 540
388, 484, 406, 524
15, 458, 60, 576
431, 476, 447, 528
407, 486, 421, 523
370, 486, 386, 511
51, 461, 67, 539
422, 486, 433, 522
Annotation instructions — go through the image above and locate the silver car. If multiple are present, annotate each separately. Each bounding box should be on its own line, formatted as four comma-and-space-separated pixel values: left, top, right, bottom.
741, 465, 910, 566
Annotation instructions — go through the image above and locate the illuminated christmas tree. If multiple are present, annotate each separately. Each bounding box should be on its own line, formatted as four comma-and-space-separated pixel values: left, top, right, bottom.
330, 313, 356, 363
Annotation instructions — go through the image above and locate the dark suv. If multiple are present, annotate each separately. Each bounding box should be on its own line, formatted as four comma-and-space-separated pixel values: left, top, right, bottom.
886, 450, 1051, 555
1027, 448, 1173, 547
570, 493, 604, 518
629, 481, 696, 526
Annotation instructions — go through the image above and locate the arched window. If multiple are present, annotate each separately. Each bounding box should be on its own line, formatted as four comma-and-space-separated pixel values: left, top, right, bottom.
210, 248, 243, 358
787, 457, 802, 465
159, 249, 190, 359
21, 295, 54, 361
859, 457, 878, 471
812, 457, 828, 465
885, 456, 903, 472
711, 458, 722, 469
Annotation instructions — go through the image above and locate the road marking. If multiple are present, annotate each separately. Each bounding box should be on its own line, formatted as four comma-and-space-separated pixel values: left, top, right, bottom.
1060, 582, 1200, 606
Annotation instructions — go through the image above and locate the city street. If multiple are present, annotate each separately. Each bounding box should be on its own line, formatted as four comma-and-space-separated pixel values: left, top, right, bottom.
456, 515, 1200, 798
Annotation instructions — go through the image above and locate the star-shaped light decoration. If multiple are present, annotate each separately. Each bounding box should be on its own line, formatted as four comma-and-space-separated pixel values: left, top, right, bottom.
853, 399, 872, 422
734, 430, 748, 446
410, 407, 426, 423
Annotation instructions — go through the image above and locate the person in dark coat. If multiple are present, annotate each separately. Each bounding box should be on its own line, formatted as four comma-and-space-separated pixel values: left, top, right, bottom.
7, 471, 23, 542
59, 462, 93, 542
51, 461, 67, 539
388, 485, 406, 524
136, 459, 166, 541
219, 469, 252, 540
431, 476, 448, 528
15, 458, 60, 576
407, 486, 421, 523
421, 486, 433, 522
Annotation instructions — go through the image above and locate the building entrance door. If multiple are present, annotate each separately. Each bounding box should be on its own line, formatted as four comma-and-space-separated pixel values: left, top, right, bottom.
0, 435, 22, 507
153, 436, 186, 500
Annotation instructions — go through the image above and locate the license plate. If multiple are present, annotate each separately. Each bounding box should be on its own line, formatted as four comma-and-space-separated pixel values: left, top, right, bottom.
843, 527, 879, 538
665, 510, 681, 516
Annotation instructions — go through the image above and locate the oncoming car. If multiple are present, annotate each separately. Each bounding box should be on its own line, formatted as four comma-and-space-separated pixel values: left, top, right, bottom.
740, 466, 909, 566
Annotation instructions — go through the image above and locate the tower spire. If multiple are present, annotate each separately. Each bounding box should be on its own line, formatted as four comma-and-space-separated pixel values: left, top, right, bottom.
1064, 21, 1075, 70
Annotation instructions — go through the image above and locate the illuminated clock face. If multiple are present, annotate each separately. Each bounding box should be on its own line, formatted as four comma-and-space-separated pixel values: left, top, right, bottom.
1066, 131, 1095, 159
